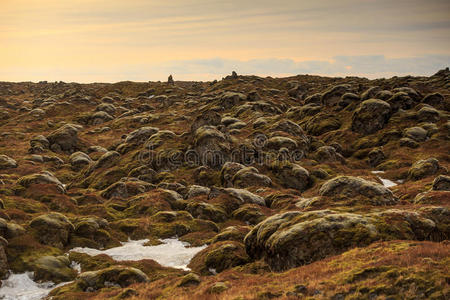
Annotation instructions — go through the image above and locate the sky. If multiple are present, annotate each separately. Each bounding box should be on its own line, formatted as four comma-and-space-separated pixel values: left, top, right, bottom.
1, 0, 449, 82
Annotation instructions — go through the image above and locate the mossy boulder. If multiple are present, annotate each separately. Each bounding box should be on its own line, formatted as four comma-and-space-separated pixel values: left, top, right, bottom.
351, 99, 391, 135
178, 273, 201, 287
76, 266, 149, 291
244, 208, 446, 271
29, 212, 74, 248
0, 155, 17, 169
193, 125, 230, 168
93, 151, 121, 170
33, 255, 77, 283
231, 167, 272, 188
404, 126, 428, 142
387, 92, 415, 112
244, 210, 379, 271
232, 204, 266, 225
368, 148, 385, 167
270, 120, 307, 138
185, 185, 210, 199
186, 201, 228, 223
270, 162, 310, 192
100, 179, 154, 200
208, 282, 229, 294
432, 175, 450, 191
17, 171, 66, 194
266, 136, 298, 151
305, 113, 341, 136
47, 124, 81, 153
407, 158, 440, 180
314, 146, 345, 163
211, 226, 251, 243
188, 241, 249, 275
417, 106, 440, 123
209, 187, 266, 207
319, 176, 397, 205
321, 84, 352, 106
69, 151, 92, 170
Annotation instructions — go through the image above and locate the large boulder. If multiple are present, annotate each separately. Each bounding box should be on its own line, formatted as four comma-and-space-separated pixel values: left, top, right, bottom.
193, 126, 231, 168
417, 106, 440, 123
29, 135, 50, 153
93, 151, 120, 170
76, 266, 149, 291
0, 154, 17, 169
270, 163, 310, 192
305, 113, 341, 136
17, 171, 66, 194
219, 92, 247, 109
34, 255, 77, 283
314, 146, 345, 163
188, 241, 249, 275
352, 99, 391, 135
209, 187, 266, 207
186, 202, 228, 223
191, 110, 221, 133
100, 179, 154, 199
29, 213, 74, 248
321, 84, 352, 106
387, 92, 415, 112
47, 124, 81, 153
220, 162, 246, 187
432, 175, 450, 191
319, 176, 397, 205
69, 152, 92, 170
244, 208, 446, 271
124, 126, 159, 145
231, 167, 272, 188
408, 158, 440, 180
404, 126, 428, 142
270, 120, 307, 138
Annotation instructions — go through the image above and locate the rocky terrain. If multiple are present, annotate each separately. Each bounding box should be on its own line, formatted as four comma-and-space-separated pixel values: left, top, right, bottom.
0, 69, 449, 299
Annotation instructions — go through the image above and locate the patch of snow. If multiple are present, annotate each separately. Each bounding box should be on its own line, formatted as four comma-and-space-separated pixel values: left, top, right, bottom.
371, 170, 385, 174
378, 177, 397, 188
70, 261, 81, 273
208, 268, 217, 275
70, 238, 206, 271
0, 272, 70, 300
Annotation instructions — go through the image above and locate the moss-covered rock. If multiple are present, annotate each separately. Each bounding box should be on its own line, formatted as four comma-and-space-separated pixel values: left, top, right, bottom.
29, 212, 74, 248
351, 99, 391, 135
0, 154, 17, 169
76, 265, 149, 291
270, 162, 310, 192
33, 255, 77, 283
188, 241, 249, 275
305, 113, 341, 136
17, 171, 66, 194
432, 175, 450, 191
319, 175, 397, 205
244, 208, 447, 271
408, 158, 440, 180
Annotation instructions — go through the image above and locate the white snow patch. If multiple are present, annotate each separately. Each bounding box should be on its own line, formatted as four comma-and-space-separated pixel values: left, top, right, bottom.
70, 261, 81, 273
371, 171, 385, 174
379, 177, 397, 188
0, 272, 70, 300
70, 238, 206, 271
208, 268, 217, 275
